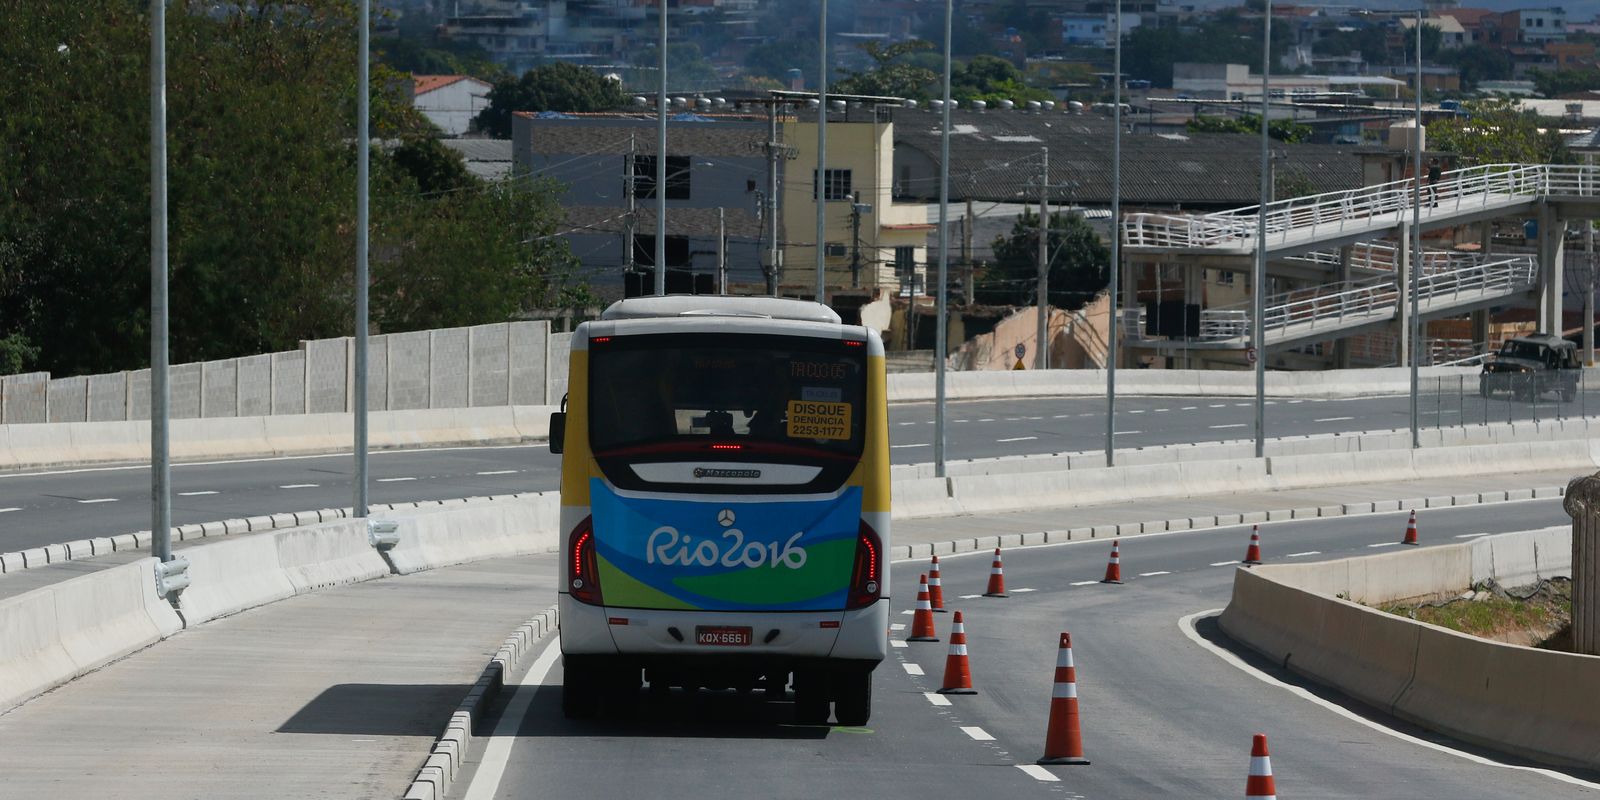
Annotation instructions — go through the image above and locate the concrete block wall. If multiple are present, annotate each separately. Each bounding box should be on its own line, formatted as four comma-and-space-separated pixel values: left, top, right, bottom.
2, 373, 48, 423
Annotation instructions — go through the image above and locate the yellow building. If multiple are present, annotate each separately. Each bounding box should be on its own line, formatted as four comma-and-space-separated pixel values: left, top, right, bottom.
781, 117, 933, 301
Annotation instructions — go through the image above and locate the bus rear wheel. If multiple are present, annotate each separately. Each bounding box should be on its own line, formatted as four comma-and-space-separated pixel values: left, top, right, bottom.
562, 655, 602, 720
833, 669, 872, 726
792, 671, 831, 725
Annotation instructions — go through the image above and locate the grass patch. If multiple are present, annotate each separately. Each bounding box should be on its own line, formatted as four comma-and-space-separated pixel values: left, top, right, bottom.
1380, 579, 1572, 649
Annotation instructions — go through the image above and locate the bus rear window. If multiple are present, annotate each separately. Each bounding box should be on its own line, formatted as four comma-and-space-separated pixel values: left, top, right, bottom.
588, 333, 866, 458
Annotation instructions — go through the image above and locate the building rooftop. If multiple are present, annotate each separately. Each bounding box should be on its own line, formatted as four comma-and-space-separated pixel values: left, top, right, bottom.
413, 75, 485, 96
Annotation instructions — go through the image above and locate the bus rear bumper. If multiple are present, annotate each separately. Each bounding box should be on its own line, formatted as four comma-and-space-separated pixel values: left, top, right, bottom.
558, 594, 888, 664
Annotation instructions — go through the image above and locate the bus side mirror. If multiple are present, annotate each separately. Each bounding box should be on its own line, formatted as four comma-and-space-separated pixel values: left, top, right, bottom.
549, 412, 566, 455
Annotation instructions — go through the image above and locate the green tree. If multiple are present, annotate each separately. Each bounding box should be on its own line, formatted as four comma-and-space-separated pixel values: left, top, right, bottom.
1312, 25, 1389, 64
1530, 68, 1600, 98
1427, 99, 1568, 164
1186, 113, 1311, 143
1404, 23, 1442, 63
833, 40, 938, 100
476, 62, 628, 137
743, 38, 819, 87
1121, 19, 1272, 88
917, 11, 993, 58
979, 210, 1109, 309
1437, 45, 1513, 89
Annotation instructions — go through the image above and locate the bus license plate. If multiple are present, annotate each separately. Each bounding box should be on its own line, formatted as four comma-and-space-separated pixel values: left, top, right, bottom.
695, 626, 752, 646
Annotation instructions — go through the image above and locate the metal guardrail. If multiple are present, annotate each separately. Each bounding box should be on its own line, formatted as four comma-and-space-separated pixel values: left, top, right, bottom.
1124, 163, 1599, 251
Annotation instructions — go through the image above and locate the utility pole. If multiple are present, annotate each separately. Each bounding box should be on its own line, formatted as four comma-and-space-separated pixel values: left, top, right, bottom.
1036, 146, 1049, 369
849, 192, 863, 288
717, 206, 727, 294
654, 0, 667, 296
1105, 0, 1122, 468
964, 197, 975, 305
935, 0, 953, 478
816, 0, 829, 305
766, 101, 781, 295
1251, 2, 1271, 459
624, 135, 635, 278
150, 0, 171, 563
355, 0, 371, 519
1409, 8, 1423, 449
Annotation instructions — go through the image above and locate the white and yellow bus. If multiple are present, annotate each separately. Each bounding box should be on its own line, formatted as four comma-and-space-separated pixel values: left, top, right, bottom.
550, 295, 890, 725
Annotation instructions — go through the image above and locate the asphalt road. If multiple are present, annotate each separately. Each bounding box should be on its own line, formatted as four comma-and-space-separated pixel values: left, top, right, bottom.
0, 392, 1585, 553
459, 499, 1598, 799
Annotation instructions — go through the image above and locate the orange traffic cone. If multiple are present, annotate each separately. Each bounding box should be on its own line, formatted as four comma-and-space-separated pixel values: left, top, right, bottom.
1246, 733, 1277, 798
1101, 540, 1123, 584
1401, 510, 1419, 546
1243, 524, 1263, 565
983, 548, 1008, 597
937, 610, 977, 694
908, 573, 940, 642
1037, 632, 1089, 765
928, 555, 947, 612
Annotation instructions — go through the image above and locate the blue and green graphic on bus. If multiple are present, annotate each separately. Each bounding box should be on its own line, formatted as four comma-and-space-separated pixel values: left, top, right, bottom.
589, 479, 861, 611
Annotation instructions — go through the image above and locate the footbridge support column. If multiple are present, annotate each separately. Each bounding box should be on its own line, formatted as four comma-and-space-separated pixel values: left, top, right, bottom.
1395, 221, 1412, 367
1538, 203, 1566, 334
1334, 245, 1353, 369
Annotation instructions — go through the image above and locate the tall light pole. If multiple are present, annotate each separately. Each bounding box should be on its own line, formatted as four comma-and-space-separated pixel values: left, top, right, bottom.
150, 0, 171, 562
1105, 0, 1122, 467
1252, 2, 1271, 459
354, 0, 371, 519
654, 0, 668, 295
1409, 8, 1423, 449
815, 0, 828, 304
934, 0, 953, 478
1036, 146, 1049, 369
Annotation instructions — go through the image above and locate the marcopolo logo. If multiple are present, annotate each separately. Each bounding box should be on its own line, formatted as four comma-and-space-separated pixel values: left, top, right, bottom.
646, 508, 808, 570
694, 467, 762, 480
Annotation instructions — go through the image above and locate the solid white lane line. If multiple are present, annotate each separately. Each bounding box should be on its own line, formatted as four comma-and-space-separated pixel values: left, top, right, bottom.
891, 443, 932, 449
279, 483, 319, 489
891, 640, 908, 648
461, 637, 562, 800
1070, 580, 1099, 586
1210, 560, 1239, 567
77, 498, 117, 504
1012, 587, 1037, 593
1454, 533, 1489, 539
1287, 551, 1322, 558
924, 692, 952, 707
1315, 416, 1355, 422
1179, 610, 1600, 792
996, 436, 1037, 443
1209, 423, 1248, 429
1016, 765, 1060, 783
1139, 571, 1171, 577
1368, 542, 1401, 548
960, 726, 995, 741
902, 663, 925, 676
476, 470, 518, 476
177, 490, 218, 496
377, 477, 417, 483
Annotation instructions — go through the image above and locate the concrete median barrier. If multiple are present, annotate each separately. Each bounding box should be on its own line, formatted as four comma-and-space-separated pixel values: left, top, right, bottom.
382, 494, 560, 575
0, 558, 182, 711
1219, 526, 1597, 771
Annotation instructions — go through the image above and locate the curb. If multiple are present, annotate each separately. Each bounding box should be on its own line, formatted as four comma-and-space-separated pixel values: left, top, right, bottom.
886, 484, 1570, 561
0, 494, 541, 576
401, 606, 560, 800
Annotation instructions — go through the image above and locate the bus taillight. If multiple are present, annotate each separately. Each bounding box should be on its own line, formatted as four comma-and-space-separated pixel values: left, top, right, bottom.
846, 521, 882, 609
568, 517, 603, 605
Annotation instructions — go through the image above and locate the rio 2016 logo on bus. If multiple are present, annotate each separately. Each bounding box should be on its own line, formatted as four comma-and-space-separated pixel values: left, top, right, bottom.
588, 479, 861, 611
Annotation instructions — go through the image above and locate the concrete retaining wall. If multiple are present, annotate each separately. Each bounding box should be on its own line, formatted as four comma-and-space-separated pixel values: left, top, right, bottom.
0, 558, 182, 711
1218, 527, 1600, 770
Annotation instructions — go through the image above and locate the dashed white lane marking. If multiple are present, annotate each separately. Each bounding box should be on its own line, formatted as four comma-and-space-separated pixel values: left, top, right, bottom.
1077, 413, 1094, 417
996, 436, 1038, 443
1115, 430, 1143, 435
1181, 406, 1197, 410
476, 470, 518, 476
1315, 416, 1356, 423
1179, 610, 1600, 792
960, 726, 995, 741
1368, 542, 1401, 548
891, 443, 932, 449
1024, 416, 1043, 420
1012, 587, 1037, 592
1208, 404, 1227, 408
1138, 571, 1171, 577
177, 490, 218, 496
1210, 560, 1239, 567
902, 663, 925, 676
890, 623, 907, 631
891, 640, 908, 648
924, 692, 952, 706
1155, 408, 1170, 412
900, 609, 914, 615
977, 418, 995, 422
1455, 532, 1489, 539
1016, 765, 1061, 783
959, 593, 982, 599
279, 483, 318, 489
77, 498, 117, 504
0, 507, 20, 513
1209, 423, 1248, 429
1129, 410, 1146, 414
896, 422, 918, 426
1288, 400, 1304, 404
1070, 580, 1099, 586
1234, 403, 1251, 407
1052, 414, 1071, 419
377, 477, 417, 483
1287, 551, 1322, 558
1003, 417, 1022, 421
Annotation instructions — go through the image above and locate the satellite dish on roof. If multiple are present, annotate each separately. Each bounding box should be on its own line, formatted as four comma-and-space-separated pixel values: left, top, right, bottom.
902, 99, 918, 109
1000, 99, 1016, 110
971, 100, 987, 112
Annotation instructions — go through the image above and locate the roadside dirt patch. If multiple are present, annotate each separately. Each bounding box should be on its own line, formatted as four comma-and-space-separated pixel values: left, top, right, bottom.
1379, 578, 1573, 650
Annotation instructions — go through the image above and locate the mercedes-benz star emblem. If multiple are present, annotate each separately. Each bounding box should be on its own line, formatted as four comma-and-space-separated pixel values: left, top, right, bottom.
718, 509, 736, 527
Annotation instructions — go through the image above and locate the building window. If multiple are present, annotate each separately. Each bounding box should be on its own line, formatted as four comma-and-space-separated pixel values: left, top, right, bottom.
1218, 270, 1235, 286
814, 168, 853, 201
894, 246, 915, 277
633, 155, 691, 200
824, 242, 848, 257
